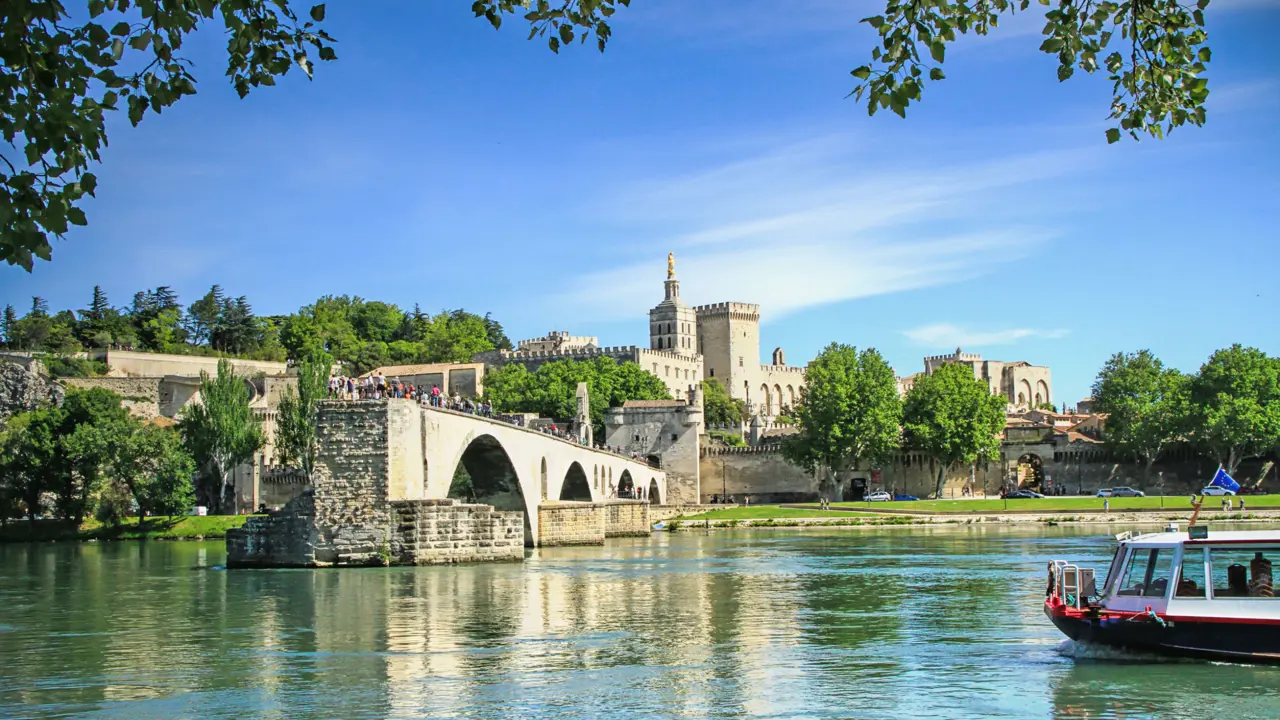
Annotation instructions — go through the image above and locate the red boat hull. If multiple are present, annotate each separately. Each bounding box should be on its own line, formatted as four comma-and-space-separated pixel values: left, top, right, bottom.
1045, 601, 1280, 664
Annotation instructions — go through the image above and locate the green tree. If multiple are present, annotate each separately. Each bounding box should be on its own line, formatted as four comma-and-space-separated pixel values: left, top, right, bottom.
275, 348, 332, 480
782, 344, 902, 492
484, 357, 669, 435
702, 378, 746, 427
423, 310, 495, 364
111, 423, 195, 526
903, 361, 1007, 498
0, 410, 60, 525
482, 312, 513, 351
350, 301, 404, 345
185, 285, 225, 346
851, 0, 1214, 144
76, 285, 119, 348
1, 305, 16, 348
1188, 345, 1280, 475
1091, 349, 1189, 485
179, 359, 264, 514
54, 387, 132, 525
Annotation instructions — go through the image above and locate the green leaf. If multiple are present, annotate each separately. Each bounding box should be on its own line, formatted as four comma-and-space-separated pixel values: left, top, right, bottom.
111, 39, 124, 60
67, 208, 87, 226
318, 46, 337, 61
310, 4, 326, 21
1106, 128, 1120, 144
1198, 47, 1211, 63
1057, 64, 1074, 81
81, 173, 98, 195
929, 41, 945, 63
851, 66, 871, 80
929, 67, 945, 81
867, 16, 885, 29
111, 21, 130, 37
129, 33, 151, 51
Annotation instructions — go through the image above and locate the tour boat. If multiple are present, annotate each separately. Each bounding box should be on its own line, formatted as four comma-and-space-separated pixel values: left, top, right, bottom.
1045, 525, 1280, 663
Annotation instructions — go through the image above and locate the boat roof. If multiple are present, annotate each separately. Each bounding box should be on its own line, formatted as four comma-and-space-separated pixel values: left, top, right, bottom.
1127, 529, 1280, 546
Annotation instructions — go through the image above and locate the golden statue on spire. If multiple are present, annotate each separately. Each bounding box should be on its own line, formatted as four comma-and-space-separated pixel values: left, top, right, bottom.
667, 252, 675, 279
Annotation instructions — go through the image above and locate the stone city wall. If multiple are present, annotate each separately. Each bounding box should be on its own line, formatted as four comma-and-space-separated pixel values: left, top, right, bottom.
538, 501, 605, 546
604, 500, 650, 537
91, 349, 287, 378
700, 449, 817, 503
696, 445, 1254, 501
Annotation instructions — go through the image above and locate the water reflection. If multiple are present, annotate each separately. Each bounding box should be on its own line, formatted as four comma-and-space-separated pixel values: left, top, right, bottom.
2, 526, 1280, 719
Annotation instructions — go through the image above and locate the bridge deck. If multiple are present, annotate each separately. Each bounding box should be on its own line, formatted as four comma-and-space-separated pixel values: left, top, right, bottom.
421, 405, 657, 469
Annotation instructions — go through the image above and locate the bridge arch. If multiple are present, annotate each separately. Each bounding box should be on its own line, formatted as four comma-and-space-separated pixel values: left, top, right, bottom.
447, 433, 532, 545
560, 461, 592, 501
618, 469, 635, 499
648, 478, 661, 504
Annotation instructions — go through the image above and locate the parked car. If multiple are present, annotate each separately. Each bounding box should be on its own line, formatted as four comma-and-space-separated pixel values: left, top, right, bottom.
1006, 489, 1045, 499
893, 493, 919, 501
1110, 487, 1145, 498
1201, 486, 1237, 496
865, 491, 892, 502
1096, 488, 1113, 497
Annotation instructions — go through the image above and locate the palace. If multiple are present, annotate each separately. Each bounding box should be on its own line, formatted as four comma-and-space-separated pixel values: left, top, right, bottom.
476, 254, 806, 418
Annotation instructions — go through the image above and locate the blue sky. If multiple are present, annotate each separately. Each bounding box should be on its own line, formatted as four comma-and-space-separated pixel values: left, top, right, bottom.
3, 0, 1277, 404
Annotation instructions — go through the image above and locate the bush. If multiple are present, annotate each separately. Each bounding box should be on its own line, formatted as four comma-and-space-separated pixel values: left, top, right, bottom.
94, 482, 133, 526
39, 354, 108, 378
710, 430, 746, 447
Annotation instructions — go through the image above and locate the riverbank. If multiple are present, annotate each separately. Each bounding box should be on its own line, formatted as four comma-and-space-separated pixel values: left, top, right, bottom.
0, 515, 253, 543
671, 502, 1280, 530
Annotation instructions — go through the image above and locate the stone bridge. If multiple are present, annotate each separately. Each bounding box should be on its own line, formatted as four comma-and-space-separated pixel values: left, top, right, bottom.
414, 404, 667, 540
227, 399, 667, 566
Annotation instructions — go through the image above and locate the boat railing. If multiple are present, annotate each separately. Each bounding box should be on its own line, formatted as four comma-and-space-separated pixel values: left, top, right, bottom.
1049, 561, 1098, 610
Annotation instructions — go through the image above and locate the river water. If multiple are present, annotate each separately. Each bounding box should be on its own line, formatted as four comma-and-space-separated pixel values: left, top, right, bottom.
2, 525, 1279, 719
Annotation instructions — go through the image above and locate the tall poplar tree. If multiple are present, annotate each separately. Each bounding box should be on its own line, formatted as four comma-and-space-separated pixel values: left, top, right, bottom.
276, 348, 332, 480
179, 359, 264, 513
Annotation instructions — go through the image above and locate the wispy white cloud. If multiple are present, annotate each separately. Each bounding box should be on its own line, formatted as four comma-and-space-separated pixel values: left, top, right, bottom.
552, 132, 1094, 324
1209, 79, 1280, 114
902, 324, 1070, 348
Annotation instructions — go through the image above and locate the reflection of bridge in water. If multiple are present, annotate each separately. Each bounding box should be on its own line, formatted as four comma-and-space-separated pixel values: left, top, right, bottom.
418, 405, 667, 542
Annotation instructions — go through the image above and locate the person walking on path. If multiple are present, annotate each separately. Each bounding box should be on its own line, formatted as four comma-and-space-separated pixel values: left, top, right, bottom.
1241, 499, 1247, 512
1103, 499, 1110, 514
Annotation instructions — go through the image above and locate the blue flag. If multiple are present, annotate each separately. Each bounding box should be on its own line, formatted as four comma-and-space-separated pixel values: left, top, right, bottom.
1209, 467, 1240, 493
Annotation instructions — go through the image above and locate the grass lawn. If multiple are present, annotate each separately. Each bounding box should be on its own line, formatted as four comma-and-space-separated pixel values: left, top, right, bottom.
0, 515, 254, 542
829, 494, 1280, 514
676, 505, 878, 521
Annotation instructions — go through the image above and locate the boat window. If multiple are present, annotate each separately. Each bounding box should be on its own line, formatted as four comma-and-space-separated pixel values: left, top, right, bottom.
1176, 547, 1207, 597
1100, 546, 1126, 598
1208, 547, 1277, 599
1115, 548, 1174, 598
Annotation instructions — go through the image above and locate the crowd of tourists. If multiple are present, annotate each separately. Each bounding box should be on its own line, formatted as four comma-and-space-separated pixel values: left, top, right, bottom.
328, 374, 495, 415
